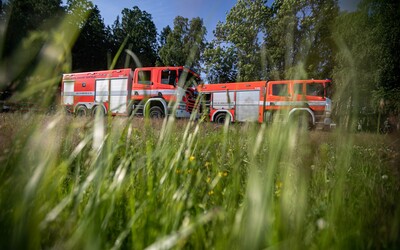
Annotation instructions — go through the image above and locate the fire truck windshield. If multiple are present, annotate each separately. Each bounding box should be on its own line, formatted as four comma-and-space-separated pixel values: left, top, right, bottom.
306, 83, 325, 97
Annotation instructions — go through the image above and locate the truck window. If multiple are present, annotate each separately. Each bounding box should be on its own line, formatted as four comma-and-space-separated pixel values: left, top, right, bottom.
272, 84, 288, 96
306, 83, 324, 97
138, 70, 151, 85
294, 83, 304, 95
179, 70, 200, 88
161, 70, 177, 85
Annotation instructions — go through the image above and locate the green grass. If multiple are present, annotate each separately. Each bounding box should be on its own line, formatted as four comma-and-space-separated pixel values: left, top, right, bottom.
0, 112, 399, 249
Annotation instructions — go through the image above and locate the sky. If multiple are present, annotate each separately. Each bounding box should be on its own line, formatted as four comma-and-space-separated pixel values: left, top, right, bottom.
84, 0, 360, 41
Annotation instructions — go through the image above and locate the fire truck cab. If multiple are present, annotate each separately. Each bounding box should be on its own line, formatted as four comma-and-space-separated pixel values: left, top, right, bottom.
61, 66, 200, 118
265, 79, 334, 129
197, 79, 334, 129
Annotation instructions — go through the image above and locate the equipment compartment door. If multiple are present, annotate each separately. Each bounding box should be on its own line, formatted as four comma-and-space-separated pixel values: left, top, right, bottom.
236, 91, 260, 122
95, 79, 109, 103
110, 78, 128, 114
63, 81, 74, 105
212, 91, 235, 110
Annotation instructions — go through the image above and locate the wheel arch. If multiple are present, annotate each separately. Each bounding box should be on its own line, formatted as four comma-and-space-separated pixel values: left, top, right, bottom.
144, 98, 168, 116
91, 103, 107, 116
74, 102, 90, 111
288, 108, 315, 125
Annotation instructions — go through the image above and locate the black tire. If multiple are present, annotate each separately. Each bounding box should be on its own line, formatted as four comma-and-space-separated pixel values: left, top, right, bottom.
214, 112, 229, 124
149, 106, 165, 119
75, 105, 88, 117
264, 111, 273, 124
92, 105, 105, 117
291, 112, 313, 130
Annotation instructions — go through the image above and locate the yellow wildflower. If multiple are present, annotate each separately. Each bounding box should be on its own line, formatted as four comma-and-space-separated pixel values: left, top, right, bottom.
275, 181, 283, 197
218, 171, 228, 177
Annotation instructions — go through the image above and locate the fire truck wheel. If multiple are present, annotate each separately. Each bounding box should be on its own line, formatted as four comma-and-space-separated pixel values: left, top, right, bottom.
92, 106, 105, 117
149, 106, 165, 119
75, 105, 88, 117
292, 112, 313, 130
214, 112, 229, 124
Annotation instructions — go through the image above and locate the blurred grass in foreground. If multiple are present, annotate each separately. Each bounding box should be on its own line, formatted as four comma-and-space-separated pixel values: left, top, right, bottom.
0, 112, 399, 249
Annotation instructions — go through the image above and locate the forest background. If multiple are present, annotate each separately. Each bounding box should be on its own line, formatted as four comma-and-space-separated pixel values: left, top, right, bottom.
0, 0, 399, 131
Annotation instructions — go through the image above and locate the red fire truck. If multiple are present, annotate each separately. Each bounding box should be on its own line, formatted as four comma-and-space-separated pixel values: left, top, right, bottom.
197, 79, 335, 129
61, 66, 200, 118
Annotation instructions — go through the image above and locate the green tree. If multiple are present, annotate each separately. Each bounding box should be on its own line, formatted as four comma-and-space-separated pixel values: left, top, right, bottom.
0, 0, 5, 20
265, 0, 339, 79
158, 16, 206, 71
1, 0, 64, 58
332, 0, 400, 130
110, 6, 157, 68
205, 0, 269, 82
0, 0, 65, 101
363, 0, 400, 117
66, 0, 109, 71
203, 42, 238, 83
155, 25, 171, 66
0, 0, 6, 60
159, 25, 171, 49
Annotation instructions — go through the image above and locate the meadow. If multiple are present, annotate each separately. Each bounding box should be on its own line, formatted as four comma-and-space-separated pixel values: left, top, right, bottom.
0, 112, 399, 249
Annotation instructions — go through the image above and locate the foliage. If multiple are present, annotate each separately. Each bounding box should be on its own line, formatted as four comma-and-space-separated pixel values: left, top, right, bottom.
110, 6, 158, 68
66, 0, 109, 71
0, 0, 5, 21
361, 0, 400, 115
155, 25, 171, 67
158, 16, 206, 72
265, 0, 339, 80
204, 0, 269, 82
0, 0, 64, 100
203, 42, 238, 83
204, 0, 338, 82
332, 10, 377, 128
332, 0, 400, 129
0, 0, 64, 58
157, 25, 171, 54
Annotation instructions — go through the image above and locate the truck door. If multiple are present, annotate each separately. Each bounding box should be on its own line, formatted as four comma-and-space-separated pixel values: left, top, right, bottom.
63, 80, 74, 105
110, 78, 129, 114
95, 79, 109, 103
267, 82, 290, 109
160, 69, 178, 102
135, 70, 152, 98
305, 82, 326, 112
236, 90, 260, 122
